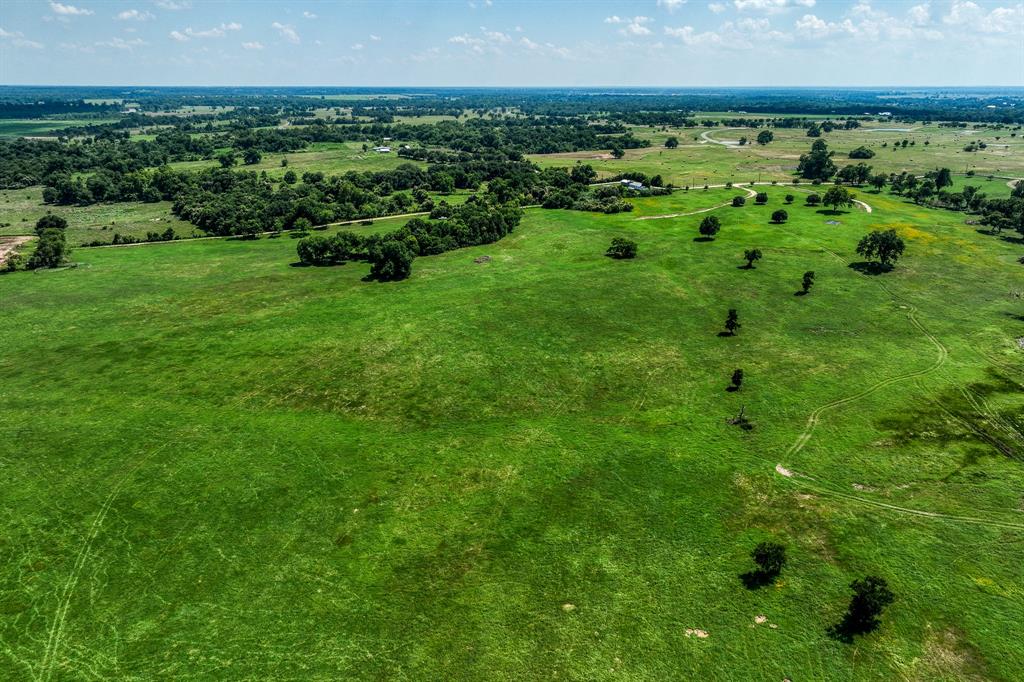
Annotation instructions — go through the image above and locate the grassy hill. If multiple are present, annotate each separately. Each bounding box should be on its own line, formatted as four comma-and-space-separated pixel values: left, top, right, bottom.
1, 187, 1022, 679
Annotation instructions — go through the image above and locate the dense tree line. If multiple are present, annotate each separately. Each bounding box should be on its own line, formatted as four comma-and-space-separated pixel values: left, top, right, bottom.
295, 197, 523, 281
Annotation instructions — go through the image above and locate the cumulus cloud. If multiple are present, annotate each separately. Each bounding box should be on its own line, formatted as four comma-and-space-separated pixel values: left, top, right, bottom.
605, 15, 654, 35
302, 11, 317, 19
50, 2, 93, 16
351, 42, 364, 50
116, 9, 154, 21
95, 36, 147, 50
241, 41, 263, 50
666, 16, 790, 48
272, 21, 300, 43
154, 0, 191, 9
796, 3, 944, 41
0, 27, 44, 49
169, 22, 242, 40
369, 34, 382, 41
944, 1, 1023, 33
734, 0, 814, 11
708, 2, 727, 12
658, 0, 687, 11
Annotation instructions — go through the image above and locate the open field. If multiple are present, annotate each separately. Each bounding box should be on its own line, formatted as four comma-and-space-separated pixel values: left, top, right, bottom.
0, 187, 196, 246
167, 141, 424, 177
2, 185, 1022, 679
0, 118, 121, 137
532, 123, 1024, 187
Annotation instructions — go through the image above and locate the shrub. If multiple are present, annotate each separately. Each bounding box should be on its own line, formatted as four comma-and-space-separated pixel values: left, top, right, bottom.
754, 192, 768, 205
830, 576, 894, 641
699, 216, 721, 239
784, 194, 795, 204
806, 193, 822, 206
848, 146, 876, 159
771, 209, 788, 223
369, 239, 415, 281
606, 237, 638, 259
26, 228, 68, 269
732, 195, 746, 207
35, 214, 68, 235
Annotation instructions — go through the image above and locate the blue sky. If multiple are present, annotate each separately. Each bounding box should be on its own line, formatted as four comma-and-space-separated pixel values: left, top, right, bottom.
1, 0, 1022, 86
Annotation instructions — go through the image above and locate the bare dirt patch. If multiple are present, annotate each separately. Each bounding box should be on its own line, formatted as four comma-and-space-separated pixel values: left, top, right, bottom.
684, 628, 709, 639
0, 236, 31, 266
775, 464, 794, 477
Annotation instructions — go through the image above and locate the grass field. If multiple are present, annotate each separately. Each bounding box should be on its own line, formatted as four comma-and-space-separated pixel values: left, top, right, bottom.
0, 119, 122, 138
531, 123, 1024, 188
0, 187, 196, 246
168, 141, 424, 177
2, 185, 1022, 679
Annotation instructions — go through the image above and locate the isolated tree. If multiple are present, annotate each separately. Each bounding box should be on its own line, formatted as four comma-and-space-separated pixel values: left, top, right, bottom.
806, 193, 822, 206
732, 195, 746, 207
869, 174, 887, 191
756, 130, 774, 145
699, 215, 721, 240
743, 248, 763, 268
218, 151, 237, 168
856, 229, 905, 268
752, 541, 786, 577
731, 368, 744, 390
755, 192, 768, 204
848, 146, 875, 159
611, 147, 625, 159
280, 157, 288, 167
243, 149, 262, 165
797, 139, 836, 181
570, 163, 597, 184
35, 214, 68, 235
369, 239, 415, 281
738, 136, 748, 146
665, 136, 679, 149
929, 167, 953, 189
283, 170, 298, 185
832, 576, 895, 640
801, 270, 816, 294
784, 194, 795, 204
606, 237, 637, 259
823, 185, 855, 212
26, 228, 68, 270
724, 308, 740, 335
771, 209, 788, 223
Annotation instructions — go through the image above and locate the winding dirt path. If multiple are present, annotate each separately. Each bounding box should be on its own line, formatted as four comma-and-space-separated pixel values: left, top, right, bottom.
699, 128, 745, 147
638, 183, 872, 221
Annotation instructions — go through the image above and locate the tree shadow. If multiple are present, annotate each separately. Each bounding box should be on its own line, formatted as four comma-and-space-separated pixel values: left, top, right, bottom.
740, 570, 776, 589
827, 615, 880, 644
737, 264, 755, 270
1001, 234, 1024, 245
816, 209, 851, 216
725, 385, 739, 393
693, 236, 715, 242
717, 331, 735, 337
794, 290, 808, 296
848, 261, 893, 276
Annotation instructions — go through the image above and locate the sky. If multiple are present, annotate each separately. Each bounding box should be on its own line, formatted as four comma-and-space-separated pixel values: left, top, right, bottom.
1, 0, 1022, 87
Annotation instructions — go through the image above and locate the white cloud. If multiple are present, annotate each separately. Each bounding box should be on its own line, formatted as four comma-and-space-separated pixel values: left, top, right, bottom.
666, 16, 790, 48
116, 9, 154, 21
95, 36, 146, 50
154, 0, 191, 9
302, 11, 317, 19
734, 0, 814, 11
484, 30, 512, 42
908, 3, 930, 25
942, 0, 981, 24
351, 42, 364, 50
50, 2, 93, 16
708, 2, 727, 12
796, 4, 944, 41
606, 15, 654, 35
0, 27, 44, 49
241, 41, 263, 50
272, 21, 300, 43
170, 22, 242, 40
658, 0, 687, 11
369, 34, 382, 41
941, 0, 1022, 34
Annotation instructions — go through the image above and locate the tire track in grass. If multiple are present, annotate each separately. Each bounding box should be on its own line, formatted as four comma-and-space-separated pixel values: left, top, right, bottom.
34, 351, 326, 681
768, 233, 1024, 530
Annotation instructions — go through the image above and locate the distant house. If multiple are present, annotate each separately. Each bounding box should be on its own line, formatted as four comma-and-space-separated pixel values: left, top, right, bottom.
628, 181, 644, 190
382, 137, 392, 141
619, 179, 631, 185
373, 146, 392, 153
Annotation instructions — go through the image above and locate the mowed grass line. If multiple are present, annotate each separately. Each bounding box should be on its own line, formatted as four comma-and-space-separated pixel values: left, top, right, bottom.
1, 188, 1022, 679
